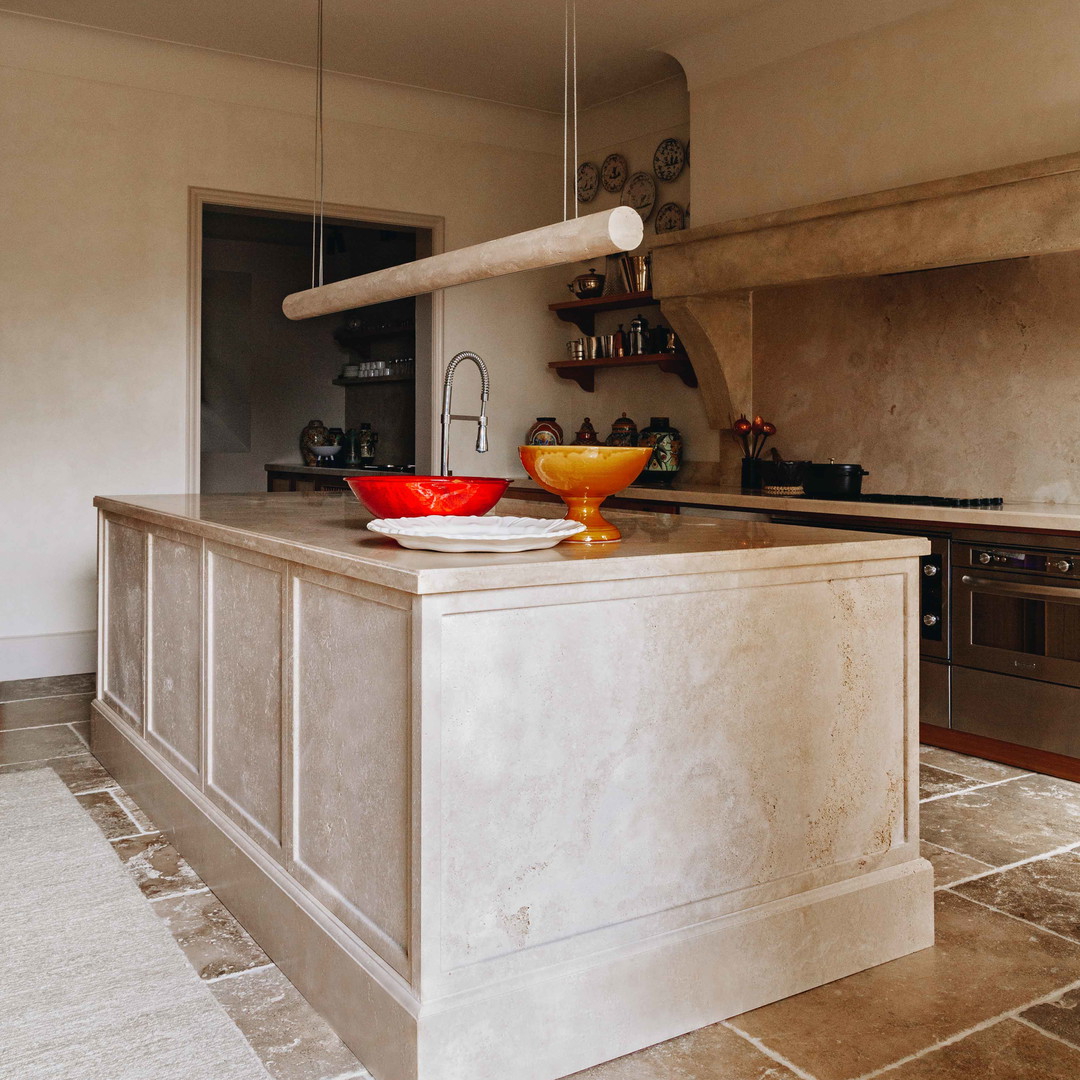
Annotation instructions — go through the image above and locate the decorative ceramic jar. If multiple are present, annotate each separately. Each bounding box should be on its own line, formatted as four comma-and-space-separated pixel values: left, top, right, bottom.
300, 418, 328, 466
604, 413, 638, 447
526, 417, 563, 446
571, 417, 600, 446
637, 417, 682, 485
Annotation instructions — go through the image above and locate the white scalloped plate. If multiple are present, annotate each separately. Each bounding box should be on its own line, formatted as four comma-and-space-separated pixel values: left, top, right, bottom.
367, 515, 586, 552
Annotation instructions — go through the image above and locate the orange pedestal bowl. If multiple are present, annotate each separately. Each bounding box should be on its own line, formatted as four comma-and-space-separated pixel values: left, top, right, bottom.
518, 445, 653, 543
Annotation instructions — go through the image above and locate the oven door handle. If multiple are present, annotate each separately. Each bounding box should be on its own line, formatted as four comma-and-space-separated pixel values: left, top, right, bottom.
960, 574, 1080, 604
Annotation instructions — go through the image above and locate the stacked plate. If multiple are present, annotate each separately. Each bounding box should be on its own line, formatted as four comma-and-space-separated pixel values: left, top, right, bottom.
367, 515, 586, 552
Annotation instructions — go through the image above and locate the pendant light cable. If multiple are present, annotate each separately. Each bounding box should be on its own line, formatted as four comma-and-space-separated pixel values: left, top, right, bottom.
571, 0, 578, 219
311, 0, 326, 289
562, 0, 579, 221
565, 0, 574, 221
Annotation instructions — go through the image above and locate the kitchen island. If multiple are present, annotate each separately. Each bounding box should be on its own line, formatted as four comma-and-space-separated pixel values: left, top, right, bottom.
91, 492, 933, 1080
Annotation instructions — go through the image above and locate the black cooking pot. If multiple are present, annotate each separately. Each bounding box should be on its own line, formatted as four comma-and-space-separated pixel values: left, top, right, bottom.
803, 462, 869, 499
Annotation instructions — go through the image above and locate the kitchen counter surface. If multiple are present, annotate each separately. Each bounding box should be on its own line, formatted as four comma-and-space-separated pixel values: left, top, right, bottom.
265, 462, 407, 478
510, 478, 1080, 533
94, 491, 925, 595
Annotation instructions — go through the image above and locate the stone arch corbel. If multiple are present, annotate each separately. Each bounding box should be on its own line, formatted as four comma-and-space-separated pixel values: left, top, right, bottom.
658, 291, 752, 430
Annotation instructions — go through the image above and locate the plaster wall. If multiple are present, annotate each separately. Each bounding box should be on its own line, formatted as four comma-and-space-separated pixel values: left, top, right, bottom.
674, 0, 1080, 225
753, 250, 1080, 503
0, 11, 579, 677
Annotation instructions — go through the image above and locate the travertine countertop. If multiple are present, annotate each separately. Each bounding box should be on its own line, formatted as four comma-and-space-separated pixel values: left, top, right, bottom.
511, 478, 1080, 534
94, 493, 925, 595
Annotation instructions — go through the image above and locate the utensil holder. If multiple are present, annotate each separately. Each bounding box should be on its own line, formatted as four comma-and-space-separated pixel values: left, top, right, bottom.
741, 457, 763, 490
619, 254, 650, 293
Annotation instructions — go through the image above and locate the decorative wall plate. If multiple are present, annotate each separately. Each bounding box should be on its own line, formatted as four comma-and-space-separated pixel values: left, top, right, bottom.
367, 515, 586, 552
654, 202, 686, 233
620, 172, 656, 220
577, 162, 599, 203
601, 153, 628, 192
653, 138, 686, 182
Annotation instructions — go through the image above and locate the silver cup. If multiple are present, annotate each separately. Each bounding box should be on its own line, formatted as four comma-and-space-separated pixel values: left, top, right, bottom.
599, 334, 615, 358
584, 336, 600, 360
566, 339, 585, 360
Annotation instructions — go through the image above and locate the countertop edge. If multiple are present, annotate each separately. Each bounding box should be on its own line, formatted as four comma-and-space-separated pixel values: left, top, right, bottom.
93, 495, 927, 595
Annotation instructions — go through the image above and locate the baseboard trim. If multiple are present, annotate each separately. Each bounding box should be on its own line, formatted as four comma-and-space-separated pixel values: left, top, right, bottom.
0, 629, 96, 681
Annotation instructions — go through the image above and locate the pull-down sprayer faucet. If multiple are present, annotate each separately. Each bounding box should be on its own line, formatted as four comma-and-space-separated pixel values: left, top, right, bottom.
439, 351, 489, 476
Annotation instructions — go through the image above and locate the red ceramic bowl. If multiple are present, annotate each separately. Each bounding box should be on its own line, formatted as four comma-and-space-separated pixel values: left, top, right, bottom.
346, 475, 510, 518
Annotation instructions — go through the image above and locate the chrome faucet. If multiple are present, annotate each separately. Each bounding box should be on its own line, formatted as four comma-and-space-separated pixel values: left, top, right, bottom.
439, 351, 489, 476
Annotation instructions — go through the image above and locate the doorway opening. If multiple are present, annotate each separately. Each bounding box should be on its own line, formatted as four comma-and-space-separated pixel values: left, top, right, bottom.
194, 196, 438, 493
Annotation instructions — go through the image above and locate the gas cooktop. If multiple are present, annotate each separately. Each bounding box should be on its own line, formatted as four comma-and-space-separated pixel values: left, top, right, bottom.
810, 493, 1004, 508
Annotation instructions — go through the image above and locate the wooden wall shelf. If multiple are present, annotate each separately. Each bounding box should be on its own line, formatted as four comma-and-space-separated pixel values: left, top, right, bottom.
549, 352, 697, 392
548, 290, 653, 334
332, 375, 412, 387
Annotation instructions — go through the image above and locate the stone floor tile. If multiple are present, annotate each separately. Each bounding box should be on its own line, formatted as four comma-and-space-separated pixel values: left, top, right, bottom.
877, 1018, 1080, 1079
76, 789, 146, 840
112, 787, 156, 832
566, 1021, 802, 1079
920, 772, 1080, 866
919, 840, 993, 888
0, 672, 95, 703
112, 832, 205, 899
210, 966, 367, 1080
952, 850, 1080, 941
729, 891, 1080, 1080
69, 720, 90, 746
154, 890, 271, 981
1022, 985, 1080, 1049
0, 752, 117, 795
919, 764, 977, 801
0, 723, 89, 765
0, 692, 92, 730
918, 745, 1030, 782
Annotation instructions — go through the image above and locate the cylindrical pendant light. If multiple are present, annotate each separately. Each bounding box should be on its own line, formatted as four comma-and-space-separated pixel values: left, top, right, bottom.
282, 205, 643, 321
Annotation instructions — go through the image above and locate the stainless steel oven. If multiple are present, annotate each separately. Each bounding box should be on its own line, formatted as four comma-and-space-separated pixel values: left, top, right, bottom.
952, 532, 1080, 756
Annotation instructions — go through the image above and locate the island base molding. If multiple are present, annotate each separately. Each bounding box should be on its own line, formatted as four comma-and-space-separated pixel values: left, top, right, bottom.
93, 701, 932, 1080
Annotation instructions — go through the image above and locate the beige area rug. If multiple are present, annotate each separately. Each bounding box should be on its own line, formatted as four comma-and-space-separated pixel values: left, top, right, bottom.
0, 769, 271, 1080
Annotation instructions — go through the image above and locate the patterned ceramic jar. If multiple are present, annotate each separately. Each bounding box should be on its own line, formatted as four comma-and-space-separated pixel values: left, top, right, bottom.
604, 413, 638, 446
637, 417, 682, 485
525, 417, 563, 446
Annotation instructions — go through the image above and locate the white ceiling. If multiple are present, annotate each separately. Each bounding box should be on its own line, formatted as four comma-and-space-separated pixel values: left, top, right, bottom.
0, 0, 776, 111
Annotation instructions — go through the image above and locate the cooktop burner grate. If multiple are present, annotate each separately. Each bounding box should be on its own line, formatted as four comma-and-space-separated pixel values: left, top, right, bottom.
833, 493, 1003, 508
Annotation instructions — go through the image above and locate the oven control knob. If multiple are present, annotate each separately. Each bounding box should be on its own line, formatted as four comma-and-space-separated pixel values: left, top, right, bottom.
922, 563, 939, 577
922, 614, 940, 627
1054, 559, 1072, 573
977, 552, 992, 564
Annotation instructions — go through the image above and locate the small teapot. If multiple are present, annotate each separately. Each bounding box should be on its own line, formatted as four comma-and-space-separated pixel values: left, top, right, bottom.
568, 268, 605, 299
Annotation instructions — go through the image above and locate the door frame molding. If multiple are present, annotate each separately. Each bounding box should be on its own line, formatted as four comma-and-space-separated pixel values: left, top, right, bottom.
187, 187, 444, 492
